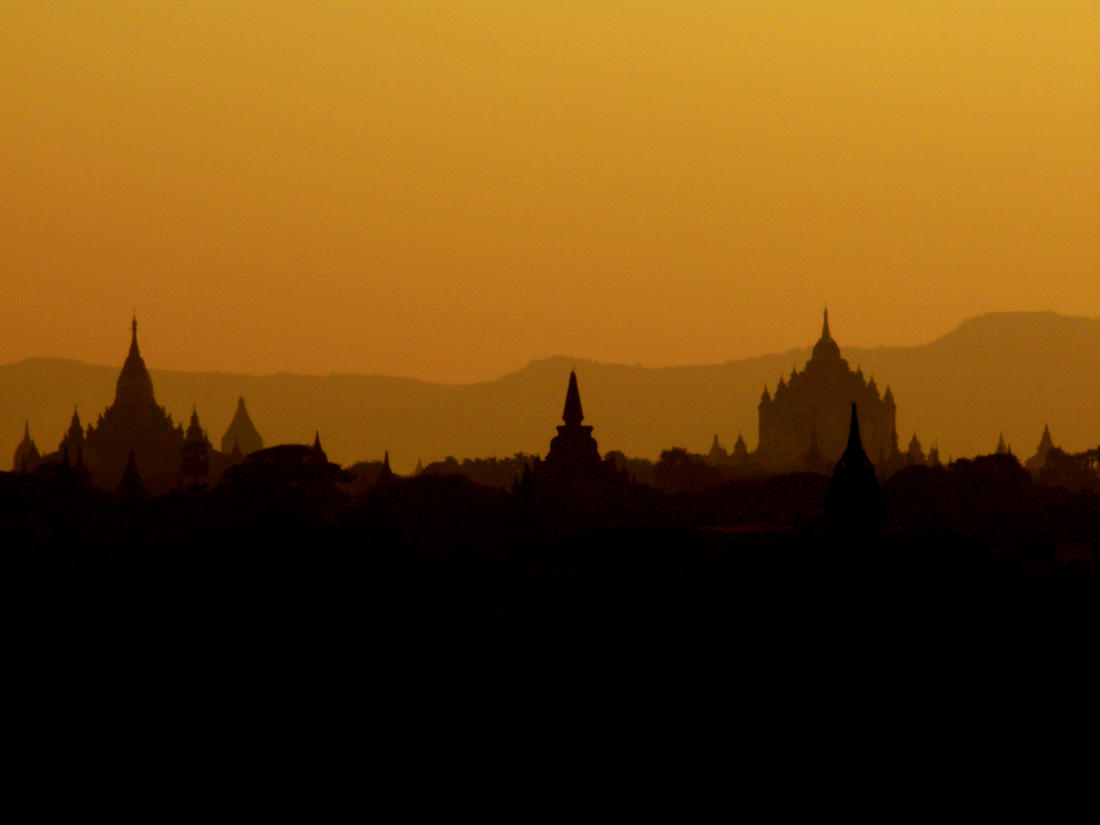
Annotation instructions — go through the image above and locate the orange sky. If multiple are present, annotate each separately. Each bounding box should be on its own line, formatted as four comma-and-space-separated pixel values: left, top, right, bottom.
1, 2, 1097, 383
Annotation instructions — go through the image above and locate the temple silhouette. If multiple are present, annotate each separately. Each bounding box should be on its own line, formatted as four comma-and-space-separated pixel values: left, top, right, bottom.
532, 369, 628, 500
544, 370, 601, 472
79, 316, 188, 489
756, 310, 901, 472
13, 421, 40, 474
15, 317, 268, 494
222, 396, 264, 455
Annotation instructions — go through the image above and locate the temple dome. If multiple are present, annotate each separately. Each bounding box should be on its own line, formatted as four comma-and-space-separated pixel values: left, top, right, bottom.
115, 317, 156, 407
810, 308, 841, 362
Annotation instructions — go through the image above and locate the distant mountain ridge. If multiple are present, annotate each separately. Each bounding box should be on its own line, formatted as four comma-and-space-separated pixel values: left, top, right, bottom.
3, 311, 1099, 473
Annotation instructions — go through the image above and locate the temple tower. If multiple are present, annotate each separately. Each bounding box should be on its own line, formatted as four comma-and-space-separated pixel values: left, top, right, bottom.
906, 433, 925, 466
756, 310, 898, 472
82, 316, 185, 490
824, 403, 885, 536
13, 421, 41, 473
221, 396, 264, 456
1023, 425, 1056, 475
181, 406, 212, 482
545, 371, 601, 471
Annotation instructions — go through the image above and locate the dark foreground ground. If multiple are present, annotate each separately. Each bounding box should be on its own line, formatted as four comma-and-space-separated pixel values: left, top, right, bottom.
3, 457, 1095, 649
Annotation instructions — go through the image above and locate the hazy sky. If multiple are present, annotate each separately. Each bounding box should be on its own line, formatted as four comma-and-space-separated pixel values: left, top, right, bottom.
2, 1, 1097, 382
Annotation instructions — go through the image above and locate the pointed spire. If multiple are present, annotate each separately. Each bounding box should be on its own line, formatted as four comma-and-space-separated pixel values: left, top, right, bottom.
846, 403, 862, 452
23, 420, 30, 440
760, 384, 771, 403
186, 404, 205, 442
1038, 424, 1053, 451
377, 449, 396, 484
129, 314, 140, 358
313, 431, 322, 451
116, 313, 155, 406
811, 307, 841, 361
826, 401, 884, 535
221, 396, 263, 455
562, 370, 584, 426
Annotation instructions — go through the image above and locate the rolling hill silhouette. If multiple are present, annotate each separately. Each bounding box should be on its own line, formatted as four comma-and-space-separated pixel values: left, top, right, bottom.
3, 312, 1098, 472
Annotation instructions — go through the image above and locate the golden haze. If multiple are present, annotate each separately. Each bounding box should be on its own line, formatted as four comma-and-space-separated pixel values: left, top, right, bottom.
1, 2, 1097, 383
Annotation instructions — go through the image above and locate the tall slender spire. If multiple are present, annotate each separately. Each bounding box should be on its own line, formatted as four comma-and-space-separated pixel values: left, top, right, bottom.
825, 401, 884, 535
562, 370, 584, 427
846, 403, 862, 452
376, 449, 396, 485
115, 313, 155, 406
129, 314, 140, 358
811, 307, 841, 361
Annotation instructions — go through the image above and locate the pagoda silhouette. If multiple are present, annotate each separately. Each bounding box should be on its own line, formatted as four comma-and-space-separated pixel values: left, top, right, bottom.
80, 317, 185, 490
544, 370, 601, 471
22, 316, 267, 494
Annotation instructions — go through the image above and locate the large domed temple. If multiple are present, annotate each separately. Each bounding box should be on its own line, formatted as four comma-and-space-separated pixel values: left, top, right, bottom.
15, 318, 267, 493
81, 317, 187, 489
756, 311, 900, 472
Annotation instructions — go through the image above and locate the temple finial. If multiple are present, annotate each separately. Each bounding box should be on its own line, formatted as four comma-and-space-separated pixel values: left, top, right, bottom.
822, 307, 830, 340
